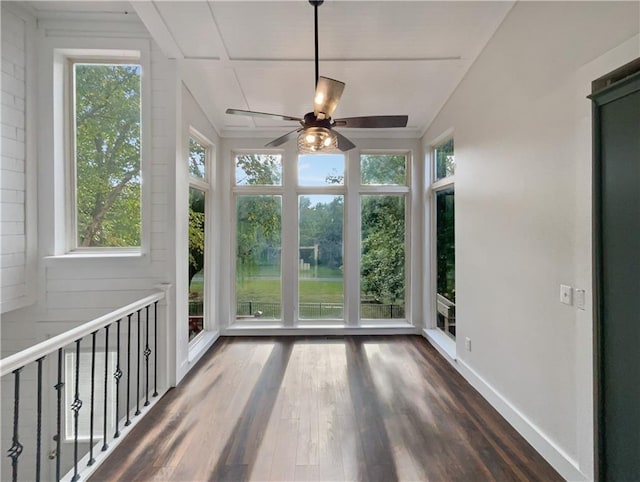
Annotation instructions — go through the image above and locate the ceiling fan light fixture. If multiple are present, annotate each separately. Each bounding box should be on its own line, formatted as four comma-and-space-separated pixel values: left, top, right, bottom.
298, 126, 337, 153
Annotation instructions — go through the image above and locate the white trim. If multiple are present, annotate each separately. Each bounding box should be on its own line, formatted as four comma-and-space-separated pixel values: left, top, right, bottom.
224, 325, 419, 336
423, 328, 456, 363
456, 358, 587, 482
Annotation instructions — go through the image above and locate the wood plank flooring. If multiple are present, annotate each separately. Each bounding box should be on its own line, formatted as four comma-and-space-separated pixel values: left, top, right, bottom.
90, 336, 563, 482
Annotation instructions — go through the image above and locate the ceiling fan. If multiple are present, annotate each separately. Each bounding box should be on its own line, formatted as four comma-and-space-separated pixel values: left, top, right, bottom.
225, 0, 408, 153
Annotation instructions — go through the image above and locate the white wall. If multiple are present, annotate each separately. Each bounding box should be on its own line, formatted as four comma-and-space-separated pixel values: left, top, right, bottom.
422, 2, 639, 480
1, 12, 180, 480
174, 82, 220, 382
1, 4, 36, 314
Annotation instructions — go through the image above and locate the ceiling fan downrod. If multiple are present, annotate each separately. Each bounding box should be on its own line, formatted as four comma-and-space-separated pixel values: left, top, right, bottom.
310, 0, 324, 87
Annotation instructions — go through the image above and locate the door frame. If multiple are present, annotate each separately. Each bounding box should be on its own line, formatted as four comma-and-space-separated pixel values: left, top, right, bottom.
589, 59, 640, 482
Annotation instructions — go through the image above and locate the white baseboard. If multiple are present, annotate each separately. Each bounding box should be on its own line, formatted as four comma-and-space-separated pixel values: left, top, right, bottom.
423, 332, 588, 482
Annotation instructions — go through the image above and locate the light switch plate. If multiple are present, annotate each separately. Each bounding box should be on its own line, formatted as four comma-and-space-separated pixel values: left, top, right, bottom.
575, 289, 586, 310
560, 284, 573, 305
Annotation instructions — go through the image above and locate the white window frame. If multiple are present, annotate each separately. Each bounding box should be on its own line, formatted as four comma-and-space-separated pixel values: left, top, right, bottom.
50, 42, 150, 257
357, 150, 412, 325
187, 129, 213, 344
231, 150, 286, 325
428, 131, 456, 340
228, 147, 412, 328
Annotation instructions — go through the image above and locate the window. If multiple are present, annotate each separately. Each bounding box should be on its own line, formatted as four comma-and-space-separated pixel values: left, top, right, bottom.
360, 154, 408, 319
431, 138, 455, 338
188, 135, 210, 341
231, 150, 410, 325
71, 61, 142, 249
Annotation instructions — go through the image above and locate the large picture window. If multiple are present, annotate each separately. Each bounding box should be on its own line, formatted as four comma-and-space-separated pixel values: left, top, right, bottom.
72, 61, 142, 248
431, 138, 455, 338
187, 135, 210, 341
360, 154, 408, 320
231, 151, 410, 325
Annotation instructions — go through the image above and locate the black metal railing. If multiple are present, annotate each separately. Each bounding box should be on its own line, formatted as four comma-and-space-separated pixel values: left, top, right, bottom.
0, 291, 166, 482
226, 300, 406, 320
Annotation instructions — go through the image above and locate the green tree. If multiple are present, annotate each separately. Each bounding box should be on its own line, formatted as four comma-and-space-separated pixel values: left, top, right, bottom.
189, 188, 205, 287
360, 196, 405, 304
75, 64, 141, 247
360, 155, 406, 304
235, 155, 283, 279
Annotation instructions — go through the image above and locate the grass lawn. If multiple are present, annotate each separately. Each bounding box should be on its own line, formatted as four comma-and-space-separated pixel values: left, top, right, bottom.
235, 279, 343, 303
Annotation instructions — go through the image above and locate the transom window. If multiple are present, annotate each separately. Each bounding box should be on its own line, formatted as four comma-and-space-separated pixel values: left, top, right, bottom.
71, 61, 142, 249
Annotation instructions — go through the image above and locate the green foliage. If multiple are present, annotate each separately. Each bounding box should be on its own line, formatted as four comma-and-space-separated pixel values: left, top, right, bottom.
435, 138, 455, 179
361, 195, 405, 304
189, 188, 206, 286
235, 154, 282, 185
361, 154, 406, 185
75, 63, 141, 247
436, 188, 455, 302
189, 138, 206, 179
299, 196, 343, 271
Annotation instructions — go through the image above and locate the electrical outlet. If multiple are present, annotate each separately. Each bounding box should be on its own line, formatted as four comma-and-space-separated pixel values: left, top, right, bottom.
465, 337, 472, 351
560, 284, 573, 305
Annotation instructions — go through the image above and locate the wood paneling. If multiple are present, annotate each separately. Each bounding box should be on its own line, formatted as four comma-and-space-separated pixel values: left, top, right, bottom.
90, 336, 562, 482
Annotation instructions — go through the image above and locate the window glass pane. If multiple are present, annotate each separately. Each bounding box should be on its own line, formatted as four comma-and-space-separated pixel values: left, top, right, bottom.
236, 195, 282, 320
360, 154, 407, 185
189, 187, 205, 341
436, 187, 455, 338
299, 195, 344, 319
189, 138, 206, 179
74, 63, 141, 247
360, 195, 405, 319
434, 138, 455, 180
298, 154, 345, 186
235, 154, 282, 186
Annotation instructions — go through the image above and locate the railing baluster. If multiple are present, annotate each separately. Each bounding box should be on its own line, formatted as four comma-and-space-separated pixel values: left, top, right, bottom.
71, 339, 83, 482
101, 325, 110, 452
114, 319, 122, 438
55, 348, 63, 482
125, 313, 132, 426
0, 291, 165, 482
88, 331, 97, 466
153, 301, 158, 397
8, 368, 23, 482
135, 309, 141, 416
36, 357, 44, 482
144, 305, 151, 406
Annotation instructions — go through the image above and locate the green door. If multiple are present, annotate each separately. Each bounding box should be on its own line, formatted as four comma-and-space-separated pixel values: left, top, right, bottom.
592, 68, 640, 481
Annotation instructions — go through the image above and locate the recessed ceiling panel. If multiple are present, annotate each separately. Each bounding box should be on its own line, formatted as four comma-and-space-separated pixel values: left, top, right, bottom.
211, 1, 512, 60
155, 2, 222, 58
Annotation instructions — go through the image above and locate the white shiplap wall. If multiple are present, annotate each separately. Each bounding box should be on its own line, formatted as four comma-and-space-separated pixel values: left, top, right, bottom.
1, 10, 178, 481
1, 6, 33, 313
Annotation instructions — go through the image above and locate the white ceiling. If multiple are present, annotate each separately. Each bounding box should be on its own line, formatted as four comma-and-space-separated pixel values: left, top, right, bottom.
25, 1, 515, 139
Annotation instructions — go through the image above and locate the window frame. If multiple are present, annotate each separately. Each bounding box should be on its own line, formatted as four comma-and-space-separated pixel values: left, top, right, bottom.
428, 133, 456, 339
358, 150, 411, 323
187, 129, 213, 344
61, 48, 150, 256
231, 150, 286, 325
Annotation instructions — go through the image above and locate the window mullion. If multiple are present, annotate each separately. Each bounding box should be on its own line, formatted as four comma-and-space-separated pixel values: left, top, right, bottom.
345, 149, 361, 326
282, 144, 298, 326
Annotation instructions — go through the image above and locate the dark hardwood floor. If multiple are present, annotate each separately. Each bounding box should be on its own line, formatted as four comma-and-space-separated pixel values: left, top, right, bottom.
90, 336, 563, 481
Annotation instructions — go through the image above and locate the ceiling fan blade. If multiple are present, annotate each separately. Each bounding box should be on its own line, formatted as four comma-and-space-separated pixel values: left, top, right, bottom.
314, 76, 345, 119
226, 108, 302, 123
334, 131, 356, 152
334, 115, 408, 129
265, 128, 302, 148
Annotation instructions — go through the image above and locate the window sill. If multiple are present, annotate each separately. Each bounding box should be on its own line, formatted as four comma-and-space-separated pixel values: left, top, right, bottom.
45, 251, 145, 260
423, 328, 457, 363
